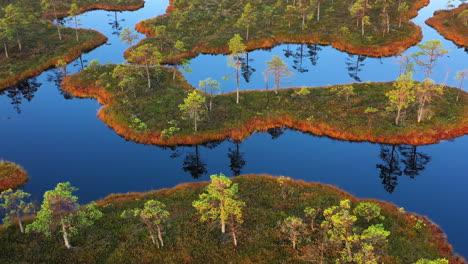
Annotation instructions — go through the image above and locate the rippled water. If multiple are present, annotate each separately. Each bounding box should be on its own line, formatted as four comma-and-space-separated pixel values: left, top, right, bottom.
0, 0, 467, 257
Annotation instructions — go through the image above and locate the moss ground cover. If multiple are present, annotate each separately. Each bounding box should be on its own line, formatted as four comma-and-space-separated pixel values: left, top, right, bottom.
0, 0, 144, 90
0, 161, 28, 191
130, 0, 428, 65
62, 64, 468, 146
426, 4, 468, 47
0, 175, 464, 263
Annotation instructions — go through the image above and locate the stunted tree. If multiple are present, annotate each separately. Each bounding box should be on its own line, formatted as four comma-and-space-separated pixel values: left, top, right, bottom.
69, 3, 81, 42
280, 216, 305, 249
26, 182, 103, 249
0, 189, 34, 233
192, 174, 245, 246
172, 40, 191, 80
236, 3, 256, 41
0, 18, 8, 57
129, 44, 163, 89
297, 0, 316, 30
198, 77, 221, 111
322, 200, 358, 261
119, 27, 139, 46
2, 4, 35, 52
304, 207, 320, 231
412, 40, 449, 79
386, 72, 416, 126
55, 59, 68, 77
331, 85, 356, 103
455, 70, 467, 101
41, 0, 62, 40
152, 25, 166, 50
179, 90, 206, 132
264, 55, 293, 94
350, 0, 372, 36
121, 200, 169, 248
353, 202, 384, 223
227, 34, 246, 104
397, 2, 410, 28
415, 79, 444, 123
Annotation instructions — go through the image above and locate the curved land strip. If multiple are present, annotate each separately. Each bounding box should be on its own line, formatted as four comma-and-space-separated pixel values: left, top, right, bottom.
0, 174, 464, 263
0, 0, 144, 90
426, 4, 468, 47
0, 161, 28, 191
62, 65, 468, 146
129, 0, 429, 65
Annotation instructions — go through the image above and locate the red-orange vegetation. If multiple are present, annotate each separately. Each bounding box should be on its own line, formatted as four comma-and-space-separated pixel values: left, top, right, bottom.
0, 161, 29, 192
0, 31, 107, 90
426, 4, 468, 47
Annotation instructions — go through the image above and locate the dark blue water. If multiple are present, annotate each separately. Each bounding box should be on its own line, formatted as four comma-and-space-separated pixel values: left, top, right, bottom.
0, 0, 467, 257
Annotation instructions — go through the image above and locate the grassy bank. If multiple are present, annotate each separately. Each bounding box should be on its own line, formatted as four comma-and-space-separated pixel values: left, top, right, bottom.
0, 174, 464, 263
62, 64, 468, 146
129, 0, 428, 65
0, 161, 28, 191
426, 4, 468, 47
0, 0, 144, 90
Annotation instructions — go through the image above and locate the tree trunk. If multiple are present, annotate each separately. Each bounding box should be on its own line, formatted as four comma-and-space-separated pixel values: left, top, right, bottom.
395, 108, 401, 126
17, 212, 24, 233
16, 32, 22, 52
361, 17, 365, 36
145, 63, 151, 89
74, 17, 79, 42
417, 99, 425, 123
246, 27, 249, 41
236, 62, 240, 104
209, 98, 213, 111
3, 41, 8, 58
292, 233, 296, 249
173, 67, 177, 80
60, 217, 72, 249
317, 2, 320, 22
274, 73, 279, 94
194, 114, 197, 132
53, 6, 62, 40
156, 224, 164, 247
231, 216, 237, 246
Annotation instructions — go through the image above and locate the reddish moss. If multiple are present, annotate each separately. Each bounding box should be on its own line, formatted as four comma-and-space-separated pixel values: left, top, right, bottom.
426, 4, 468, 47
0, 161, 29, 191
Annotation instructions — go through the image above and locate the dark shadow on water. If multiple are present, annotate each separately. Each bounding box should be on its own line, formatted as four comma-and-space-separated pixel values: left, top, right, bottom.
47, 69, 74, 100
345, 54, 367, 82
241, 53, 256, 83
108, 11, 124, 36
227, 140, 246, 176
376, 144, 431, 193
182, 145, 207, 179
0, 78, 41, 114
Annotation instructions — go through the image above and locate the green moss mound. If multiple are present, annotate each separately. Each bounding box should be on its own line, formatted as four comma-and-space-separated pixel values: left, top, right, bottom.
0, 161, 28, 191
0, 175, 463, 263
63, 64, 468, 145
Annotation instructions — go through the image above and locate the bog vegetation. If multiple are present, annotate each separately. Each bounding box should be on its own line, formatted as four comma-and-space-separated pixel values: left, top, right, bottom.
0, 161, 28, 191
0, 174, 463, 263
0, 0, 144, 90
425, 3, 468, 47
63, 39, 467, 146
131, 0, 427, 64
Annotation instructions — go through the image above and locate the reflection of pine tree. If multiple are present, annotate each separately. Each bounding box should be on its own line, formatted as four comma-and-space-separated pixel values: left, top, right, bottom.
47, 69, 73, 100
240, 53, 256, 83
228, 142, 246, 176
1, 78, 41, 114
399, 145, 431, 179
376, 145, 402, 193
306, 44, 322, 66
267, 127, 285, 140
182, 145, 207, 179
292, 44, 308, 73
345, 54, 366, 82
108, 11, 123, 35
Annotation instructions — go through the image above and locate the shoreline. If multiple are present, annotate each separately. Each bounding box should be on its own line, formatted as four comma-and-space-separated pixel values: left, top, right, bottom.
425, 4, 468, 48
